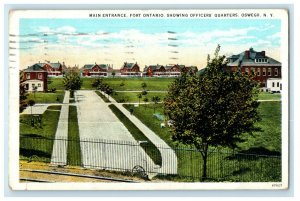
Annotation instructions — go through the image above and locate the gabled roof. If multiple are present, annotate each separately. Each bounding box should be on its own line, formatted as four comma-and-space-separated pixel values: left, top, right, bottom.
37, 62, 62, 69
83, 64, 109, 69
227, 48, 281, 67
122, 62, 139, 69
24, 64, 47, 72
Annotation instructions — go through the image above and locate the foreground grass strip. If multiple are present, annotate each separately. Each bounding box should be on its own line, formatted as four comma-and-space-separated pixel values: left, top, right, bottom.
123, 104, 281, 182
108, 104, 162, 166
67, 106, 82, 166
27, 92, 65, 103
19, 106, 62, 162
95, 91, 111, 102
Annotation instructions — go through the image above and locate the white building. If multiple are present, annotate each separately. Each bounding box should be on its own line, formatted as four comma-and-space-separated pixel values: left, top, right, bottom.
22, 79, 45, 92
266, 78, 282, 93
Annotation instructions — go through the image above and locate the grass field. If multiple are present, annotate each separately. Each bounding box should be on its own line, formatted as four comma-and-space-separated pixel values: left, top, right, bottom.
19, 105, 62, 162
27, 92, 65, 103
108, 104, 162, 166
112, 92, 166, 103
67, 106, 82, 166
257, 92, 281, 100
47, 77, 175, 91
123, 102, 282, 181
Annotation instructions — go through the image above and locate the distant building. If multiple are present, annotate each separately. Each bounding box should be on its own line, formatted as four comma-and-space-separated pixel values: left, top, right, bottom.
81, 63, 113, 77
120, 62, 141, 76
144, 64, 198, 77
34, 61, 65, 77
22, 64, 48, 92
227, 48, 281, 87
266, 78, 282, 93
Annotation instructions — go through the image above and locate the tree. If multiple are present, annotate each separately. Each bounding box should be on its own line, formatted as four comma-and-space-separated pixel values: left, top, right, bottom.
63, 72, 82, 98
151, 96, 160, 113
143, 97, 149, 109
141, 82, 147, 90
28, 99, 35, 126
164, 45, 261, 181
137, 93, 142, 105
112, 71, 116, 78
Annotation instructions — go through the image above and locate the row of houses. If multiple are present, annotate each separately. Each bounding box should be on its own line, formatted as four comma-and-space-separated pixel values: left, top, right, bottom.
80, 62, 198, 77
21, 48, 282, 92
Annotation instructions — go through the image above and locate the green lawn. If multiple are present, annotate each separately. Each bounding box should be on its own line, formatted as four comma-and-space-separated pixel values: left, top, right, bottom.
258, 92, 281, 100
67, 106, 82, 166
47, 77, 65, 90
47, 77, 175, 91
108, 104, 162, 166
112, 92, 166, 103
123, 102, 282, 182
19, 105, 62, 162
27, 92, 65, 103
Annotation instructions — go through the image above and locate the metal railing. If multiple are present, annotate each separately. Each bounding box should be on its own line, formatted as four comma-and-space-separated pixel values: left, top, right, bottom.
19, 136, 281, 182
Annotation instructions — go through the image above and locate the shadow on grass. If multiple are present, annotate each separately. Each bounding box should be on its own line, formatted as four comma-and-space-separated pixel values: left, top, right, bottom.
226, 147, 281, 161
21, 134, 49, 139
19, 148, 51, 159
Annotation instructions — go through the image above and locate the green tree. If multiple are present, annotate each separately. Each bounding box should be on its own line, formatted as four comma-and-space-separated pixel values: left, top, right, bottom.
164, 45, 261, 181
141, 82, 147, 90
137, 93, 142, 105
143, 97, 149, 109
151, 96, 160, 113
63, 72, 82, 97
112, 71, 116, 78
28, 99, 35, 126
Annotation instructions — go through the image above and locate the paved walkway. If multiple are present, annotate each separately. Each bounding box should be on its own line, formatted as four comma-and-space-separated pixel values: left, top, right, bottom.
50, 91, 70, 166
100, 91, 178, 175
75, 90, 156, 173
21, 105, 48, 115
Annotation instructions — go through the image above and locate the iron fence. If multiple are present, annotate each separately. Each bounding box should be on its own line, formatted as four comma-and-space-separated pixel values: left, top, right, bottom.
19, 135, 281, 182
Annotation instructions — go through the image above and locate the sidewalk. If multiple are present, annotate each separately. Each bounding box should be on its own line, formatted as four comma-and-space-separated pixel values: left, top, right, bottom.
50, 90, 70, 166
99, 90, 178, 175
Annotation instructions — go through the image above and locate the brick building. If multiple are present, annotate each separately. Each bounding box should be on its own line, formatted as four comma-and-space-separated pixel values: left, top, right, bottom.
22, 64, 48, 92
227, 48, 281, 87
120, 62, 141, 76
81, 63, 113, 77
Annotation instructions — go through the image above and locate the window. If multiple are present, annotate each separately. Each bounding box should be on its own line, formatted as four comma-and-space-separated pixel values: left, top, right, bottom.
38, 83, 41, 87
268, 68, 272, 76
26, 73, 30, 79
277, 82, 279, 87
263, 68, 266, 76
257, 69, 260, 76
274, 68, 278, 76
255, 58, 268, 63
272, 82, 275, 87
38, 73, 42, 79
245, 68, 249, 75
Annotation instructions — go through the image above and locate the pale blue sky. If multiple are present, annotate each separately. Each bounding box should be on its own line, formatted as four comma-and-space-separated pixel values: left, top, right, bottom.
19, 18, 282, 69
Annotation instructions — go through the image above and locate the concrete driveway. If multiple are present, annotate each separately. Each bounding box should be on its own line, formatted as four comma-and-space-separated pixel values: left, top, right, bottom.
75, 90, 156, 173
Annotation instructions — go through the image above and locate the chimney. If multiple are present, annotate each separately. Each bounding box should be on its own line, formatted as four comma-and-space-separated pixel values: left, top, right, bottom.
95, 62, 97, 65
261, 51, 265, 57
39, 61, 40, 63
245, 50, 250, 59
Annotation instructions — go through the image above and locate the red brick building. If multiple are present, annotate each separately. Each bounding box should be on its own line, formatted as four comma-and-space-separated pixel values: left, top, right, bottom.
81, 63, 113, 77
34, 61, 65, 77
144, 64, 198, 77
227, 48, 281, 87
120, 62, 141, 76
22, 64, 48, 92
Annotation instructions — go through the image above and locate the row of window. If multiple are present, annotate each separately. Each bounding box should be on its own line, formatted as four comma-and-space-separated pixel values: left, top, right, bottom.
255, 58, 269, 63
26, 73, 43, 80
244, 68, 279, 76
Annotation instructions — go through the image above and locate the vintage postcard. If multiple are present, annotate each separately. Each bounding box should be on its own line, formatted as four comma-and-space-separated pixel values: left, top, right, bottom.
9, 9, 289, 190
